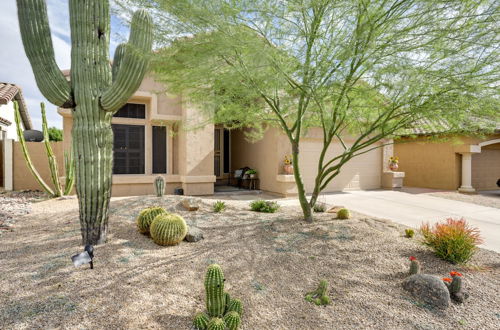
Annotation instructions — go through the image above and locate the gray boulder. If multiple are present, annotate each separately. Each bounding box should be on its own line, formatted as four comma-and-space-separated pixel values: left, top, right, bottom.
185, 226, 204, 242
181, 198, 200, 211
403, 274, 451, 309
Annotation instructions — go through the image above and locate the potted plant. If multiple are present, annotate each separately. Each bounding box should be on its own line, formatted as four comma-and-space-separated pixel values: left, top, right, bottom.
246, 169, 258, 179
389, 156, 399, 171
283, 155, 293, 174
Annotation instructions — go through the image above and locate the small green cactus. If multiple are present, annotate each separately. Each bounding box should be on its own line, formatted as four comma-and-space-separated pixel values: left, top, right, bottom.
405, 228, 415, 238
207, 318, 225, 330
193, 312, 210, 330
305, 279, 331, 305
226, 298, 243, 315
155, 176, 165, 197
224, 311, 241, 330
337, 208, 350, 219
205, 264, 226, 317
150, 213, 188, 246
409, 256, 420, 275
136, 207, 168, 234
224, 292, 231, 310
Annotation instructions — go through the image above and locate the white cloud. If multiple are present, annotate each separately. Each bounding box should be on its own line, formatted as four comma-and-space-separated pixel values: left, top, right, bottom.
0, 0, 123, 130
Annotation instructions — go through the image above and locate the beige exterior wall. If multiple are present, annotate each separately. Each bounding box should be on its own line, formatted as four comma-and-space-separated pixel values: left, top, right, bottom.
394, 134, 500, 191
13, 141, 65, 191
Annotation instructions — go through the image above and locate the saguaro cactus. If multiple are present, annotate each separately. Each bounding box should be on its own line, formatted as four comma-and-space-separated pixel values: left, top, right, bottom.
17, 0, 153, 244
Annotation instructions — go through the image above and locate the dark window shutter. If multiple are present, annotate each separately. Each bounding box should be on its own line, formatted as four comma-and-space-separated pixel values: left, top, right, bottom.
113, 103, 146, 119
152, 126, 167, 174
112, 124, 145, 174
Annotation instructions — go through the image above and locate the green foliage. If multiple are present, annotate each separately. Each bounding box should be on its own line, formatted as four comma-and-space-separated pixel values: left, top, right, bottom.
136, 206, 168, 234
405, 229, 415, 238
336, 208, 350, 220
250, 200, 280, 213
305, 280, 331, 306
246, 169, 257, 175
213, 201, 226, 213
47, 127, 63, 141
313, 203, 326, 213
420, 218, 482, 264
193, 312, 210, 330
150, 213, 188, 246
154, 176, 165, 197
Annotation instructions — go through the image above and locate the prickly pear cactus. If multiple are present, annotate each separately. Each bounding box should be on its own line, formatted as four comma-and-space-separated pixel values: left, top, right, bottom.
224, 311, 241, 330
207, 318, 225, 330
305, 279, 331, 305
17, 0, 153, 245
136, 207, 167, 234
226, 299, 243, 315
193, 312, 210, 330
150, 214, 188, 246
205, 264, 226, 317
155, 176, 165, 197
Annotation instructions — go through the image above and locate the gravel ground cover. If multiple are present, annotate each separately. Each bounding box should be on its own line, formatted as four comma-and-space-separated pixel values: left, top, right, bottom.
427, 191, 500, 209
0, 195, 498, 329
0, 190, 47, 235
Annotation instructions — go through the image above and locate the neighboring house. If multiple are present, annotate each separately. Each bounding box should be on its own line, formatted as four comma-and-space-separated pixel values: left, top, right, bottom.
57, 74, 395, 197
0, 82, 33, 190
394, 120, 500, 192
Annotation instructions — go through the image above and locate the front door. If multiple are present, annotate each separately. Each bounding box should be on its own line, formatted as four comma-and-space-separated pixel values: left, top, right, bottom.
214, 127, 230, 179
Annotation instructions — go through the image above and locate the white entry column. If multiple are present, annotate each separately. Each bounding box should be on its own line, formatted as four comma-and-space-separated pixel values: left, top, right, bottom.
458, 152, 475, 193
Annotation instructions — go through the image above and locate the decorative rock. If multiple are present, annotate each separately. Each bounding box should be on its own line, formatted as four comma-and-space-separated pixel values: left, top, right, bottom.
402, 274, 451, 309
327, 205, 345, 213
185, 226, 204, 242
182, 198, 200, 211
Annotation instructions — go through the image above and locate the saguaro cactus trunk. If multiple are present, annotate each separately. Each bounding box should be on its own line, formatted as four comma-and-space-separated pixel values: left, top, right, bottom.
17, 0, 153, 245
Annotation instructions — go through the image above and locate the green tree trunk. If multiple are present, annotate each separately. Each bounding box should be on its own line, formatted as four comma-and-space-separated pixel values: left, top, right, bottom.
291, 142, 312, 222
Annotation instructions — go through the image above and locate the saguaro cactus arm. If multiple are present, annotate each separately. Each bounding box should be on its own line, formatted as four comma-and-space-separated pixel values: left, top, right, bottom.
101, 9, 153, 112
16, 0, 74, 108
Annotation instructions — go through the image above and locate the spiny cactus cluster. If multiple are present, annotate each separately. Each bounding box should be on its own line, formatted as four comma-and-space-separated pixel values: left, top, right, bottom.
409, 256, 420, 275
155, 176, 165, 197
337, 208, 350, 219
305, 279, 331, 306
150, 213, 188, 246
193, 264, 243, 330
136, 206, 167, 234
443, 271, 468, 303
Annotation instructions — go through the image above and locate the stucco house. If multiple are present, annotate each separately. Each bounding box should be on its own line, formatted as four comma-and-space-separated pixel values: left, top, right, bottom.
57, 74, 397, 197
394, 121, 500, 192
0, 82, 33, 191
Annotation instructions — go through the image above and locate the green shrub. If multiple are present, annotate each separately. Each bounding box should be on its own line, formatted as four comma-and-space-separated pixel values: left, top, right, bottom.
213, 201, 226, 213
313, 203, 326, 213
337, 208, 350, 219
250, 200, 280, 213
405, 228, 415, 238
420, 218, 482, 264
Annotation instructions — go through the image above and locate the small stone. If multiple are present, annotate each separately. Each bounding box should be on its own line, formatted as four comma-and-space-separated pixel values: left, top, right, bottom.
326, 206, 344, 213
181, 198, 200, 211
185, 227, 204, 242
402, 274, 451, 309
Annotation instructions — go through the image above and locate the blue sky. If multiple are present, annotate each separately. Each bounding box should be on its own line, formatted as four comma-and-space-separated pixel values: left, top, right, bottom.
0, 0, 129, 129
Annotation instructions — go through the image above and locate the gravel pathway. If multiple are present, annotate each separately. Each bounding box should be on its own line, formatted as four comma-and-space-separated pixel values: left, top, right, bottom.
427, 191, 500, 209
0, 195, 498, 329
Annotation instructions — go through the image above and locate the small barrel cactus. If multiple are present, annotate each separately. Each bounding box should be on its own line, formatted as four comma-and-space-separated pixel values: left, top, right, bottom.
224, 311, 241, 330
136, 207, 168, 234
207, 318, 225, 330
150, 213, 188, 246
409, 256, 420, 275
226, 299, 243, 315
205, 264, 226, 317
448, 271, 468, 303
155, 176, 165, 197
193, 312, 210, 330
337, 208, 350, 219
305, 279, 331, 305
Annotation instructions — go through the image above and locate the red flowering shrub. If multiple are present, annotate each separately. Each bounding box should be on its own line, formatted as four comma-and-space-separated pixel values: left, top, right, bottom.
420, 218, 482, 264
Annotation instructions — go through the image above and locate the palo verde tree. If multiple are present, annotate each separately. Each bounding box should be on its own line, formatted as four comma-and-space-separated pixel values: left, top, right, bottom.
17, 0, 153, 244
120, 0, 499, 222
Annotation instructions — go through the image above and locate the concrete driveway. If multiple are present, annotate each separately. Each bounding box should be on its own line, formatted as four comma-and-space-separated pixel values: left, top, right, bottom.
281, 189, 500, 252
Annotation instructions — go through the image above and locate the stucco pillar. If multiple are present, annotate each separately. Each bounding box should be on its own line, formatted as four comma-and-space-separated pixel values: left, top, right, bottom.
3, 136, 13, 191
458, 152, 475, 193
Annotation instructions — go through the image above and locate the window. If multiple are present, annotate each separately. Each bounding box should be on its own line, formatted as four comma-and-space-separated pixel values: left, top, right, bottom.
112, 124, 145, 174
152, 126, 167, 174
113, 103, 146, 119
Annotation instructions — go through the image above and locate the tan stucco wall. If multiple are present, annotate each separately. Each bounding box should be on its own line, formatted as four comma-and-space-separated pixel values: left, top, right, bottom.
13, 141, 65, 191
394, 134, 500, 191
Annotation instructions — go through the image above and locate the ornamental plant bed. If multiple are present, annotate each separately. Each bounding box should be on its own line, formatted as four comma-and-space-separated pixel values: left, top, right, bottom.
0, 195, 498, 329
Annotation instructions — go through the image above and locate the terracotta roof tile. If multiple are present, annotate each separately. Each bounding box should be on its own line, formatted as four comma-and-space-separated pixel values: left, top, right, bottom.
0, 83, 20, 104
0, 82, 33, 129
0, 116, 12, 126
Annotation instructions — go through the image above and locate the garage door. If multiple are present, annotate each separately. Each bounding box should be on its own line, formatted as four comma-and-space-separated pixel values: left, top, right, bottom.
472, 148, 500, 191
298, 140, 382, 193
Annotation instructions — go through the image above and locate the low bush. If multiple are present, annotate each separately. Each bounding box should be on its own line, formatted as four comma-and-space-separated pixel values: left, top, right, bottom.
313, 203, 326, 213
405, 228, 415, 238
250, 200, 280, 213
420, 218, 482, 264
213, 201, 226, 213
